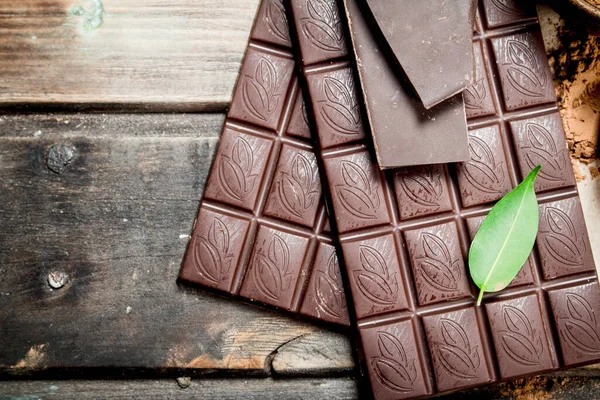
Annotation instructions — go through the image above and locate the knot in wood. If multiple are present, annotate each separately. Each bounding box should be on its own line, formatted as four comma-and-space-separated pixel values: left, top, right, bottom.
46, 144, 74, 174
47, 271, 69, 289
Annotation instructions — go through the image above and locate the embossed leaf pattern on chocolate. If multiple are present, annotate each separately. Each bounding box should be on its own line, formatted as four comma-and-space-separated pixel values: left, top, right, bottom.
416, 233, 462, 292
462, 135, 506, 194
353, 245, 399, 305
437, 319, 481, 379
399, 166, 444, 208
193, 217, 234, 284
315, 252, 347, 318
542, 207, 586, 267
277, 153, 319, 217
319, 76, 361, 135
266, 0, 290, 42
523, 123, 566, 182
506, 39, 547, 98
335, 160, 380, 219
490, 0, 526, 16
242, 57, 281, 121
563, 293, 600, 354
218, 137, 259, 201
301, 0, 344, 52
253, 234, 293, 301
371, 331, 417, 393
499, 306, 544, 366
464, 79, 486, 110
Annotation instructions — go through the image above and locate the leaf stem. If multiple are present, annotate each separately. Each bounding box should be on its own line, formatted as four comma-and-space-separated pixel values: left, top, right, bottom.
477, 288, 484, 306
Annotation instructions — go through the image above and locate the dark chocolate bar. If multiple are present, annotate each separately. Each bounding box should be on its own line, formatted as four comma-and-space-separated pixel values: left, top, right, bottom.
365, 0, 475, 109
179, 0, 349, 327
347, 0, 470, 170
287, 0, 598, 398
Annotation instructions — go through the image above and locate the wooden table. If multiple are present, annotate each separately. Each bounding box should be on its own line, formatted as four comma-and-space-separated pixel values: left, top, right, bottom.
1, 1, 599, 398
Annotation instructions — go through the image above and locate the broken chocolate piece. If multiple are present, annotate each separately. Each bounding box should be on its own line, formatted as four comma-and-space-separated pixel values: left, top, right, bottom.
345, 0, 470, 169
366, 0, 476, 109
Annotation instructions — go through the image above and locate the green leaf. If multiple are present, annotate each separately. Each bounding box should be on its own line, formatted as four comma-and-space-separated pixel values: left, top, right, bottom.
469, 165, 541, 306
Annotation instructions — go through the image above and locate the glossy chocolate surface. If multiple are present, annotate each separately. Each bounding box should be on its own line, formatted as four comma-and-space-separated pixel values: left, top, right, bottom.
179, 0, 350, 326
287, 0, 598, 397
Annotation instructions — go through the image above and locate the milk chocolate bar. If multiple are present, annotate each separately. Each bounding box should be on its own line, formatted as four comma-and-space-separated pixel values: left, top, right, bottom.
179, 0, 349, 326
287, 0, 598, 397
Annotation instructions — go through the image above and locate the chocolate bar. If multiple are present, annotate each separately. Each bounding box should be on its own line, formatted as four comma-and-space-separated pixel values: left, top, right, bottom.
365, 0, 475, 109
347, 0, 470, 169
287, 0, 598, 398
179, 0, 349, 327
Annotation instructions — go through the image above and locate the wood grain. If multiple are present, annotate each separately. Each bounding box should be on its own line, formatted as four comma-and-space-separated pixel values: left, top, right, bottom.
0, 0, 259, 111
272, 330, 354, 375
0, 113, 351, 375
0, 378, 360, 399
2, 375, 600, 399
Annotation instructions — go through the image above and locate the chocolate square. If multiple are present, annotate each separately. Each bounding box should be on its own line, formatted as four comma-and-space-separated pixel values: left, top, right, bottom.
342, 234, 409, 318
180, 207, 251, 291
485, 294, 555, 378
423, 307, 493, 391
264, 144, 322, 227
324, 150, 390, 233
464, 41, 496, 119
548, 282, 600, 366
393, 165, 453, 221
306, 67, 366, 149
537, 197, 595, 280
404, 222, 472, 306
509, 112, 576, 193
289, 0, 348, 65
204, 128, 274, 211
492, 32, 555, 111
457, 124, 513, 207
300, 242, 350, 325
360, 319, 432, 399
239, 225, 310, 308
251, 0, 292, 48
228, 48, 295, 130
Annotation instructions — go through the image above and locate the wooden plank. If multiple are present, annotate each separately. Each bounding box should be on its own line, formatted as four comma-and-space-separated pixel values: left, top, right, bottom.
2, 375, 600, 399
0, 378, 361, 399
0, 113, 351, 374
0, 378, 360, 399
0, 0, 259, 111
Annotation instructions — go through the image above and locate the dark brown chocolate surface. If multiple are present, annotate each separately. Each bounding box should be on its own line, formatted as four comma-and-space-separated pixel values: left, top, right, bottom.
287, 0, 598, 398
179, 0, 350, 327
365, 0, 475, 109
344, 0, 470, 169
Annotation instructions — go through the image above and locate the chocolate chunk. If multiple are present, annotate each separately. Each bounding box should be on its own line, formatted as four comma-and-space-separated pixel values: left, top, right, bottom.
365, 0, 475, 109
179, 0, 350, 327
344, 0, 470, 169
287, 0, 598, 398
